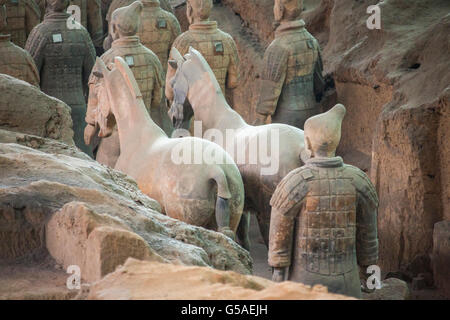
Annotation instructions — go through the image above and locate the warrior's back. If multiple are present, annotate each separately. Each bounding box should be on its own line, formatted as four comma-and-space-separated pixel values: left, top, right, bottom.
272, 28, 319, 114
0, 35, 39, 86
270, 158, 379, 298
27, 19, 94, 106
289, 164, 361, 297
138, 4, 180, 72
4, 0, 40, 48
101, 39, 163, 113
173, 22, 239, 93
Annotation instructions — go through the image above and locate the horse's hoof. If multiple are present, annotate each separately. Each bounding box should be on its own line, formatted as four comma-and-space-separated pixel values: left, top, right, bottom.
219, 227, 236, 241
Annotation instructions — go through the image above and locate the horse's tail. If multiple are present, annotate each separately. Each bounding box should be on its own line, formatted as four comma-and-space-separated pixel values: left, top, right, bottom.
208, 166, 235, 240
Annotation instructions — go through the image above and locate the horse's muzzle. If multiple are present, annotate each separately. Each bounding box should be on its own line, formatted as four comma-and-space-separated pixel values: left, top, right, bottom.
169, 101, 185, 129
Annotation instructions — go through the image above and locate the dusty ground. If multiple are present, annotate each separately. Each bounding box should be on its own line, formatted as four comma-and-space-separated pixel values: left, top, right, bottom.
88, 258, 354, 300
249, 215, 271, 280
0, 258, 76, 300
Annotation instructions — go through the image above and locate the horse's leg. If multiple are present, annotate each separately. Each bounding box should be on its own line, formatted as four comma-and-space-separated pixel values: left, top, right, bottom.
216, 196, 235, 240
237, 211, 251, 251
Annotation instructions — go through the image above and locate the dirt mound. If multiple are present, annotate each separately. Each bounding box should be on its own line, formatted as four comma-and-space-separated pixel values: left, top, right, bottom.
88, 258, 354, 300
0, 74, 74, 145
0, 140, 252, 298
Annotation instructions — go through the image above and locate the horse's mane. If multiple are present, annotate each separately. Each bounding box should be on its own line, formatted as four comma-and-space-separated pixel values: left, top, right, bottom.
186, 47, 224, 95
113, 56, 143, 99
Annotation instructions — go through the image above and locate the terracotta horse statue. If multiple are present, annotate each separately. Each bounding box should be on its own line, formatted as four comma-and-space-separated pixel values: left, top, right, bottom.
90, 56, 249, 249
167, 47, 309, 246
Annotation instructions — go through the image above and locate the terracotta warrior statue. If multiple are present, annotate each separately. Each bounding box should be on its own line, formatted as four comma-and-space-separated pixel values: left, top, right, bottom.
85, 1, 167, 167
268, 104, 379, 298
256, 0, 325, 130
0, 1, 39, 86
166, 0, 240, 130
138, 0, 180, 72
36, 0, 104, 51
25, 0, 96, 156
3, 0, 40, 48
103, 0, 173, 50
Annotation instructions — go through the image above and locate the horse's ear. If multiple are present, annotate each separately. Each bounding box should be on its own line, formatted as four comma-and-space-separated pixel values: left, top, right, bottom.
188, 46, 197, 55
168, 60, 178, 70
170, 47, 185, 65
187, 47, 203, 68
113, 56, 143, 99
188, 46, 201, 59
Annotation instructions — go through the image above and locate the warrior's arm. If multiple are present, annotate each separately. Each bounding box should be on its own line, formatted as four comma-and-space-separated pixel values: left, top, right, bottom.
82, 36, 97, 99
355, 173, 379, 268
167, 16, 181, 60
25, 0, 41, 36
225, 36, 240, 90
25, 27, 46, 73
169, 16, 181, 47
87, 0, 104, 48
85, 76, 98, 126
25, 51, 40, 87
151, 61, 164, 110
268, 205, 297, 270
256, 43, 288, 116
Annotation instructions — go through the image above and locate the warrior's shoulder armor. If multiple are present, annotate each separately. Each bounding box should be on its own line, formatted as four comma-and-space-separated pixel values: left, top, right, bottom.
261, 39, 289, 82
270, 166, 314, 213
343, 164, 379, 206
172, 31, 195, 55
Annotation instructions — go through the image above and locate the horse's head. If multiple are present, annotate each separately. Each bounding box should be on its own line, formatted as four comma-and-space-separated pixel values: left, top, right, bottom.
167, 46, 222, 129
89, 58, 115, 138
90, 56, 144, 137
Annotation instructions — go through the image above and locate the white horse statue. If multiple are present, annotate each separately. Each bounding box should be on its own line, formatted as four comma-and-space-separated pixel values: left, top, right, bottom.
90, 56, 249, 249
167, 47, 309, 246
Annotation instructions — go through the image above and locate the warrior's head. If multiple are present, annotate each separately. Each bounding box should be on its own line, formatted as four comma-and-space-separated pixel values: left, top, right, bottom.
0, 1, 6, 32
110, 1, 143, 41
46, 0, 70, 13
186, 0, 212, 25
274, 0, 303, 23
304, 104, 346, 158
